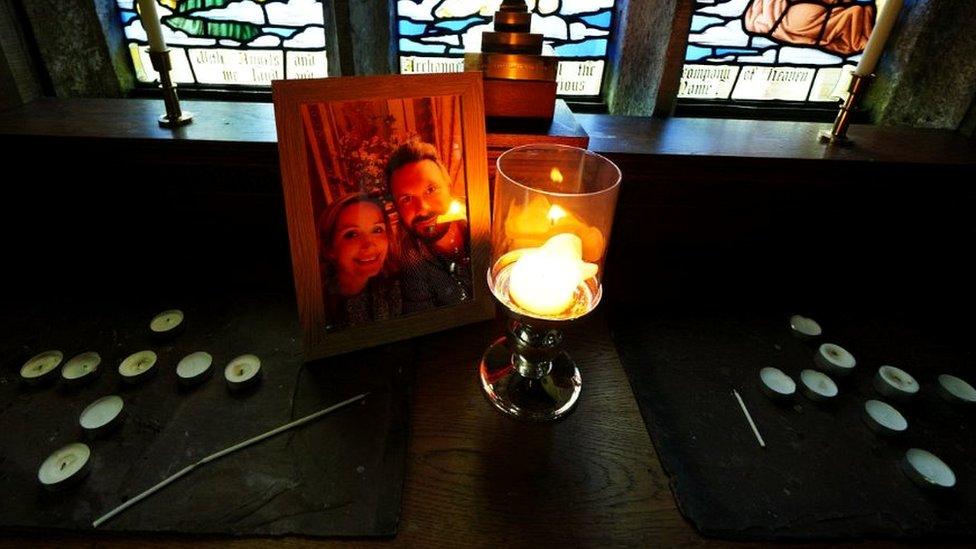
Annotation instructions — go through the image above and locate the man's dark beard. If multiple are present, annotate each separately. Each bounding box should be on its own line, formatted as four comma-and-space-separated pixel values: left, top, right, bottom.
411, 214, 450, 242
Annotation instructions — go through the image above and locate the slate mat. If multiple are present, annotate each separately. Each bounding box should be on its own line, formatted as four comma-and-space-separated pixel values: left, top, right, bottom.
610, 308, 976, 541
0, 290, 410, 537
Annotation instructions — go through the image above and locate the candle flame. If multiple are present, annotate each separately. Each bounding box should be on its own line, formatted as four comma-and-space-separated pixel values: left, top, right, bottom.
436, 199, 467, 223
547, 204, 568, 224
550, 167, 564, 183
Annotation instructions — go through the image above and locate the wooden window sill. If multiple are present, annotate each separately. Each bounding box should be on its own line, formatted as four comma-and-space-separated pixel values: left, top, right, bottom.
1, 98, 973, 167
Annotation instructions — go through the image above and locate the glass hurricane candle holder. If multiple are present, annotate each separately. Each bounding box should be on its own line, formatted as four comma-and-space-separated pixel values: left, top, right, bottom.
480, 144, 620, 421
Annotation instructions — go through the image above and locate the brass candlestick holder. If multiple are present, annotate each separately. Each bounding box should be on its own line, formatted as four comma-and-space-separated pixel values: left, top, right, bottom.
148, 49, 193, 128
464, 0, 558, 121
819, 73, 873, 145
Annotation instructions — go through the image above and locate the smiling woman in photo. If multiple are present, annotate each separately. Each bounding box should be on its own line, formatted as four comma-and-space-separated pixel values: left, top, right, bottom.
318, 193, 402, 330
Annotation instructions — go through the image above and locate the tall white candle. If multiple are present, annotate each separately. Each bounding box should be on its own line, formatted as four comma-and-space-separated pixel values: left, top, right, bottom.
137, 0, 167, 52
854, 0, 904, 76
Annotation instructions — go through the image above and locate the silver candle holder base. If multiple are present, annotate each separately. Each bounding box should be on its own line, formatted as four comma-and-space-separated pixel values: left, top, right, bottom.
819, 73, 873, 146
149, 49, 193, 128
479, 317, 581, 421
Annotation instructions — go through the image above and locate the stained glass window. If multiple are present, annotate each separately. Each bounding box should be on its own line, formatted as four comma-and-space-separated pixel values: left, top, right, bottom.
679, 0, 880, 103
117, 0, 328, 87
396, 0, 615, 97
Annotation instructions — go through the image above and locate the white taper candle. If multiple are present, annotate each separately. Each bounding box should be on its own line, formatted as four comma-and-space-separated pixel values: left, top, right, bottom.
854, 0, 904, 76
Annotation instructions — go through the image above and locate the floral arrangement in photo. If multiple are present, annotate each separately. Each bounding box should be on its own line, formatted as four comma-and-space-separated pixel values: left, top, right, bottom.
336, 114, 417, 198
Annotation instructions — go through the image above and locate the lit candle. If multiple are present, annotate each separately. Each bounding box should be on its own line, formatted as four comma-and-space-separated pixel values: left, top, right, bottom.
507, 233, 597, 317
854, 0, 903, 77
436, 199, 468, 224
137, 0, 168, 52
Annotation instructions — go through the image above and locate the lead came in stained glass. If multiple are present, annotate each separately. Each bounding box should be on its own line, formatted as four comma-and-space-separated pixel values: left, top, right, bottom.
396, 0, 615, 97
117, 0, 328, 87
680, 0, 882, 103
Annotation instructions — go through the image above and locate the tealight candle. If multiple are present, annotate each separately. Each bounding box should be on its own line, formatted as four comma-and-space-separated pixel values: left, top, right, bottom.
150, 309, 184, 340
789, 314, 822, 339
902, 448, 955, 490
873, 365, 919, 402
936, 374, 976, 406
814, 343, 856, 376
61, 351, 102, 386
20, 350, 64, 386
863, 399, 907, 436
507, 233, 598, 317
177, 351, 213, 387
224, 354, 261, 392
119, 350, 158, 384
759, 367, 796, 401
799, 369, 838, 402
79, 395, 125, 437
37, 442, 91, 489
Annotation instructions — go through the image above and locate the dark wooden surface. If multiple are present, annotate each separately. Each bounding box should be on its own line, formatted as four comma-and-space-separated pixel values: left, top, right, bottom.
1, 312, 962, 548
2, 98, 973, 165
0, 99, 973, 547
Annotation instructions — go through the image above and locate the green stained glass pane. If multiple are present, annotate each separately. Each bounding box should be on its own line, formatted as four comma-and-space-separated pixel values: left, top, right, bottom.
118, 0, 328, 87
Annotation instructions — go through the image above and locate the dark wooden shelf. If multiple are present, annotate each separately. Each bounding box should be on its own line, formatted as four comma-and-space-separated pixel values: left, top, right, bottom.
2, 98, 972, 166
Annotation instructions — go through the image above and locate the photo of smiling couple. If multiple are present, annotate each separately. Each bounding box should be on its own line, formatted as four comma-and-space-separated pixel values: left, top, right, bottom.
301, 96, 473, 332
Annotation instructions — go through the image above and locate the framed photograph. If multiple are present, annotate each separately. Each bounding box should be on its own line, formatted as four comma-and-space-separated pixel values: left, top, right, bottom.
273, 72, 494, 359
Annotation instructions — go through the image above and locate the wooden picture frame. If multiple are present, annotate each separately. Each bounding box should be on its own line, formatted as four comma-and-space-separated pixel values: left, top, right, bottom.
273, 73, 494, 359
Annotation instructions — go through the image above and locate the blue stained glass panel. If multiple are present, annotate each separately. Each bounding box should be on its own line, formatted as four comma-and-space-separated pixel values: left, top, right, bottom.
680, 0, 881, 103
396, 0, 617, 97
580, 11, 612, 29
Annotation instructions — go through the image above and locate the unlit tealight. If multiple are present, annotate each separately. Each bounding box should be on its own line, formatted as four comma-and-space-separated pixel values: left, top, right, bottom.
814, 343, 856, 376
759, 367, 796, 401
38, 442, 91, 489
800, 369, 838, 402
20, 350, 63, 385
902, 448, 955, 490
61, 351, 101, 386
150, 309, 184, 340
225, 354, 261, 392
789, 314, 822, 339
79, 395, 124, 436
119, 350, 158, 384
863, 399, 907, 436
937, 374, 976, 405
874, 365, 919, 402
177, 351, 213, 387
